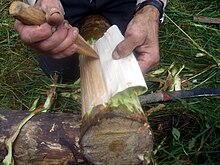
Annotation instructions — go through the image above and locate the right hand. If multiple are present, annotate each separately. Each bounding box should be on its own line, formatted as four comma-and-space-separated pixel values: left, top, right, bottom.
15, 0, 79, 59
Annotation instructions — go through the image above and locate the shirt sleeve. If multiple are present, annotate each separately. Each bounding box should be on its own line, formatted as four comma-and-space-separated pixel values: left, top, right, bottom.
137, 0, 167, 9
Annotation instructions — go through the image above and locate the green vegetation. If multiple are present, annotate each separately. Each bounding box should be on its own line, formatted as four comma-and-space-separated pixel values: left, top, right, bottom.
0, 0, 81, 111
0, 0, 219, 164
145, 0, 220, 164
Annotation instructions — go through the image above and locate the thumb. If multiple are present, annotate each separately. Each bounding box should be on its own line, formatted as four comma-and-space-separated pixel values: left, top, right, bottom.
112, 37, 137, 60
36, 0, 65, 25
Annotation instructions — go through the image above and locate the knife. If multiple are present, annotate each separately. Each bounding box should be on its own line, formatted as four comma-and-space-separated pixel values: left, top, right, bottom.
9, 1, 99, 58
139, 88, 220, 104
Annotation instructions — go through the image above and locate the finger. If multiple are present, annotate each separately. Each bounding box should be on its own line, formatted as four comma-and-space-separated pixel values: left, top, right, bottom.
35, 22, 70, 51
36, 0, 64, 25
15, 20, 53, 44
50, 44, 78, 59
112, 36, 138, 59
46, 7, 64, 26
112, 29, 145, 60
39, 0, 65, 14
15, 20, 25, 33
50, 27, 79, 54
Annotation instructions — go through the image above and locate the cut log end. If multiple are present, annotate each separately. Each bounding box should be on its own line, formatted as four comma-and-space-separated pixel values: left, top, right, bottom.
80, 106, 153, 165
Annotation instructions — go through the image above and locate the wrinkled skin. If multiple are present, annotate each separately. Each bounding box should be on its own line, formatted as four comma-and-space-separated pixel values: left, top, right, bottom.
113, 5, 160, 73
15, 0, 79, 59
15, 0, 160, 73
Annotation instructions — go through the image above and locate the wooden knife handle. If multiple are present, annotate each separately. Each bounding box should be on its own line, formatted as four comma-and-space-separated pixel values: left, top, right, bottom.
9, 1, 98, 58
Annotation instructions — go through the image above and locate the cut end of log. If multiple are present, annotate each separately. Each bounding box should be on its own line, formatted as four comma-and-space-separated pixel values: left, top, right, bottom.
80, 106, 153, 165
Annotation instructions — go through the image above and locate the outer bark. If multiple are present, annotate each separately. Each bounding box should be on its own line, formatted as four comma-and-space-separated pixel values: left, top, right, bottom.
0, 109, 89, 165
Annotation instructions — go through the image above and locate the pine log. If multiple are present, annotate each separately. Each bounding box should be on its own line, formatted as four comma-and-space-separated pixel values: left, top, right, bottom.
79, 16, 153, 165
0, 109, 90, 165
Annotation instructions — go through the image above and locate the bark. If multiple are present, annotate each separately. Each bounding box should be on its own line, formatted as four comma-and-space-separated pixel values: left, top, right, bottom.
0, 109, 90, 165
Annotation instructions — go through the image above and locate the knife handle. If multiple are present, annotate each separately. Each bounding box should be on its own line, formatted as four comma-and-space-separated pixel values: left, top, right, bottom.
9, 1, 98, 58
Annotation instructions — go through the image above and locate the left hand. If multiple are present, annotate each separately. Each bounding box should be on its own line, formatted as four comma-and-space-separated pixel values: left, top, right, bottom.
112, 5, 161, 73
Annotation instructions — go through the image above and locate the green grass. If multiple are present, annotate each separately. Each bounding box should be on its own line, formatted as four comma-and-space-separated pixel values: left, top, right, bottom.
0, 0, 220, 164
145, 0, 220, 164
0, 1, 81, 111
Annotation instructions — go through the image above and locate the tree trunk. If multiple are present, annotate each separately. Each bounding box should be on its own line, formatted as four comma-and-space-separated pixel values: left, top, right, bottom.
0, 109, 91, 165
79, 16, 153, 165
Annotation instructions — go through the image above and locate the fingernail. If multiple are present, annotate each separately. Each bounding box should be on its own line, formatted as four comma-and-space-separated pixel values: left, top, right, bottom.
49, 8, 61, 16
73, 29, 78, 37
64, 20, 70, 28
112, 50, 121, 60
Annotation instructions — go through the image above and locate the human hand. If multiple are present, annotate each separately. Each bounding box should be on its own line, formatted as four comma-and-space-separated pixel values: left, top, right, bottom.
112, 5, 161, 73
15, 0, 79, 59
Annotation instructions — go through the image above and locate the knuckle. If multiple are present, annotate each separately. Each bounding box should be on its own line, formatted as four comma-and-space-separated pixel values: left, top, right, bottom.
70, 28, 79, 41
132, 32, 142, 43
72, 27, 79, 33
126, 31, 142, 43
66, 31, 75, 44
116, 44, 124, 54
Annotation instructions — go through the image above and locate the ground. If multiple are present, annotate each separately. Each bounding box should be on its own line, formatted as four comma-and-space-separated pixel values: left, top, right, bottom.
0, 0, 220, 164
